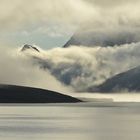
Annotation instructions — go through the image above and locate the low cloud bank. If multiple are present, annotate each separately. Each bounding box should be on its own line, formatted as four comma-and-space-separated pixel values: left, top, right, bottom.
1, 42, 140, 92
23, 42, 140, 92
0, 47, 70, 93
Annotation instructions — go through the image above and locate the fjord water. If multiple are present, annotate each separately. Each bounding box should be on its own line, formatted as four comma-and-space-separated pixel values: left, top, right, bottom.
0, 100, 140, 140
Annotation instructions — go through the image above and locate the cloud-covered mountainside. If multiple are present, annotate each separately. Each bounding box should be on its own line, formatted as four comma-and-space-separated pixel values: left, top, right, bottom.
89, 66, 140, 93
18, 42, 140, 92
0, 46, 70, 93
1, 39, 140, 93
1, 0, 140, 93
63, 28, 140, 47
2, 31, 140, 93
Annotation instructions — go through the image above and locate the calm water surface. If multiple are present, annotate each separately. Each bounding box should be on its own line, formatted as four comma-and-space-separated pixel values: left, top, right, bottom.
0, 102, 140, 140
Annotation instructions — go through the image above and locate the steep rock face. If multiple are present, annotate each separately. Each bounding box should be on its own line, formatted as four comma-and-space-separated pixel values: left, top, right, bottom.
21, 44, 40, 52
0, 84, 81, 103
63, 29, 140, 47
89, 66, 140, 93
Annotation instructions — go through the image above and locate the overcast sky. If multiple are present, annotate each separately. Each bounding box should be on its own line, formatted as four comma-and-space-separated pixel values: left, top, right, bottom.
0, 0, 140, 49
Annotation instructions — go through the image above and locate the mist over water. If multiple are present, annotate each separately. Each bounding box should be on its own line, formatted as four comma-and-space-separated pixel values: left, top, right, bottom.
73, 93, 140, 102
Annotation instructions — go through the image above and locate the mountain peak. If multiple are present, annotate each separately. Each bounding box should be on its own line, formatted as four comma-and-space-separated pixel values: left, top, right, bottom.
21, 44, 40, 52
63, 28, 140, 48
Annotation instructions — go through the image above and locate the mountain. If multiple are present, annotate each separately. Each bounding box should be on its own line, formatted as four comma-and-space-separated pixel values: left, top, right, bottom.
63, 28, 140, 47
21, 44, 40, 52
0, 84, 81, 103
89, 66, 140, 93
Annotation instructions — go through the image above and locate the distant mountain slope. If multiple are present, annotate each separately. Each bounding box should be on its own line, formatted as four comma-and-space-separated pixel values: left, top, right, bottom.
63, 29, 140, 47
89, 66, 140, 93
0, 84, 81, 103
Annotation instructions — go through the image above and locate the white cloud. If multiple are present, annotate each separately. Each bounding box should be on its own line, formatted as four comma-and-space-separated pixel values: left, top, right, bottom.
1, 0, 140, 93
25, 42, 140, 92
0, 46, 70, 93
1, 0, 140, 44
0, 0, 97, 29
0, 0, 140, 33
1, 42, 140, 93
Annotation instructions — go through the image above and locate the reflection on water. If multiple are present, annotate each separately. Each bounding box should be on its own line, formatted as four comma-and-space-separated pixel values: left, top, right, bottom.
0, 103, 140, 140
